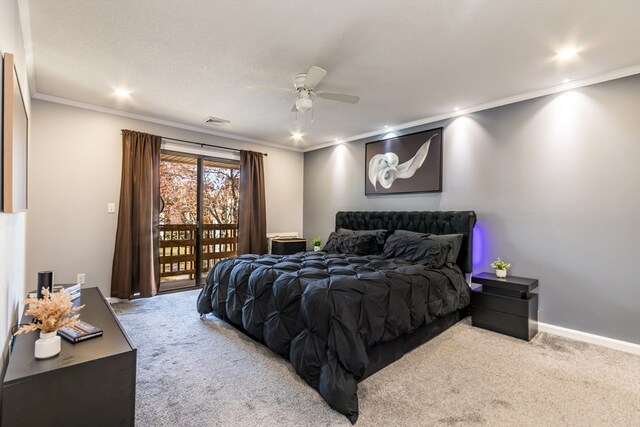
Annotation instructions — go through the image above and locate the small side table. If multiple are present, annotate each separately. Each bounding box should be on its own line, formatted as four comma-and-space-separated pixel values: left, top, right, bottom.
271, 238, 307, 255
470, 272, 539, 341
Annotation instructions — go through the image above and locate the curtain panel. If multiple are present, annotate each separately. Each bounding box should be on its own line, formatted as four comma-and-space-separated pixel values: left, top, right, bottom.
238, 150, 267, 255
111, 130, 161, 298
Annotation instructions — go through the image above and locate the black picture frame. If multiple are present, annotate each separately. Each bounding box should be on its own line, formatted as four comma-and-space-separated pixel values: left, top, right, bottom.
2, 52, 29, 212
365, 127, 443, 195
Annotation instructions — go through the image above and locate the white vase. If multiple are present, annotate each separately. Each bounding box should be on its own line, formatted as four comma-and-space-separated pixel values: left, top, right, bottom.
314, 246, 321, 252
35, 331, 61, 359
495, 269, 507, 278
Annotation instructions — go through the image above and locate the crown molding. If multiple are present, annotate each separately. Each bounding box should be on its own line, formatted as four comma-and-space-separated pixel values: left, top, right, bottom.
32, 93, 304, 152
29, 63, 639, 155
303, 65, 640, 152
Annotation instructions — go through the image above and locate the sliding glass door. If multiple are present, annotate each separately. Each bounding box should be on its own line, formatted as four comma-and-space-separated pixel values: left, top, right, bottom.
158, 151, 239, 291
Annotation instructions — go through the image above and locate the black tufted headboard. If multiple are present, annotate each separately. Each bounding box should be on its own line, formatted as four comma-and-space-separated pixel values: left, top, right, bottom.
335, 211, 476, 273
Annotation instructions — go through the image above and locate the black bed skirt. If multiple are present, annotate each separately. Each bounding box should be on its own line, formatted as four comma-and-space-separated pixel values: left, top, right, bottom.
361, 309, 469, 381
210, 308, 468, 383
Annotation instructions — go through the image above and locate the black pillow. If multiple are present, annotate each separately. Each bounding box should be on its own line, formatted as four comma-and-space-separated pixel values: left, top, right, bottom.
392, 230, 430, 240
336, 228, 390, 254
410, 239, 448, 268
382, 234, 423, 259
382, 234, 447, 268
340, 234, 378, 255
322, 231, 342, 253
427, 234, 463, 264
322, 232, 379, 255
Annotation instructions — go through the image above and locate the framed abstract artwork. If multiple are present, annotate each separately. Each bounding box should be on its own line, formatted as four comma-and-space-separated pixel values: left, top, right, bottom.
2, 52, 29, 212
365, 127, 443, 195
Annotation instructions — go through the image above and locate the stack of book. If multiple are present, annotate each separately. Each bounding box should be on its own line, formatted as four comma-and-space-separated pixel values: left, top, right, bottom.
28, 283, 82, 300
58, 320, 103, 343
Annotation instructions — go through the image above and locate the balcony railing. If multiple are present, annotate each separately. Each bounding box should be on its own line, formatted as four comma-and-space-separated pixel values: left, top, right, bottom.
159, 223, 238, 285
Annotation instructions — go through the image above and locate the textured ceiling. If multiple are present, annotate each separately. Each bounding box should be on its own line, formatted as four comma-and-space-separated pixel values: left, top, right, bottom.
23, 0, 640, 151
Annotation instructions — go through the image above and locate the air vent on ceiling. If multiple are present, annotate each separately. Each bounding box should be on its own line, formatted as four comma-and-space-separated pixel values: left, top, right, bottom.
203, 116, 230, 126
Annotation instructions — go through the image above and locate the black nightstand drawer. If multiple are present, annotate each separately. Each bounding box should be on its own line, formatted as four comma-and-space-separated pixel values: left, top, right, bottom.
471, 306, 537, 341
271, 239, 306, 255
471, 290, 537, 318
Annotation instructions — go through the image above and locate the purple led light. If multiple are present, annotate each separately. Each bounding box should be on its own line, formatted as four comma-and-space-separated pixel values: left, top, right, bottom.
472, 222, 486, 271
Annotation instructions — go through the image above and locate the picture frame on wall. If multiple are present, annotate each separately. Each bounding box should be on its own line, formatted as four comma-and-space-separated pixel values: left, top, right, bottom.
2, 52, 29, 212
365, 127, 443, 195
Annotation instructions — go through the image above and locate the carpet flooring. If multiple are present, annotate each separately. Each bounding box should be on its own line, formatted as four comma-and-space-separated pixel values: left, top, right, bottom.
113, 289, 640, 426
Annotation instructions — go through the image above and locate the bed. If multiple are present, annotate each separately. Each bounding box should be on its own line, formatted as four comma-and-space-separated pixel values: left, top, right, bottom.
197, 210, 476, 423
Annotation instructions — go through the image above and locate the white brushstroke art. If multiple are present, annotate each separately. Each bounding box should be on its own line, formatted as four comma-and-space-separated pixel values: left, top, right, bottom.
368, 134, 437, 190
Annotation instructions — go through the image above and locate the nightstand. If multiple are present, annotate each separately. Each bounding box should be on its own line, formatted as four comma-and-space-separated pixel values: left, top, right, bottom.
470, 272, 539, 341
271, 238, 307, 255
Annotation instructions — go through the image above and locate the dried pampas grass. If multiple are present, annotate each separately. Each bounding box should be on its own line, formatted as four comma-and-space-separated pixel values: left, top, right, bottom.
15, 288, 84, 334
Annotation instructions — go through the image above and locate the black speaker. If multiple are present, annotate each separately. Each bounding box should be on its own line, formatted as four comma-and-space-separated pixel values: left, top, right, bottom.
37, 271, 54, 299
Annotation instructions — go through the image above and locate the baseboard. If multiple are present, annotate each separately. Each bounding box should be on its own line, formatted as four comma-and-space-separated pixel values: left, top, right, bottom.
538, 322, 640, 355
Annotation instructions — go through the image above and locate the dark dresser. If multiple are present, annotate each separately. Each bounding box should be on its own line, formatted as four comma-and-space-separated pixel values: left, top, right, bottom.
1, 287, 136, 427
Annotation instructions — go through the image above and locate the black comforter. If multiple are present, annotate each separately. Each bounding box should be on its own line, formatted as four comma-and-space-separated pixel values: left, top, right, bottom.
197, 251, 470, 423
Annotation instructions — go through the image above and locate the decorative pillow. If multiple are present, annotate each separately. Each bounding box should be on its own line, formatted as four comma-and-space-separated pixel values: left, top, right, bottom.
322, 232, 379, 255
410, 239, 448, 268
336, 228, 390, 254
382, 234, 447, 268
340, 234, 378, 255
382, 234, 421, 259
427, 234, 463, 264
322, 231, 342, 253
392, 230, 430, 240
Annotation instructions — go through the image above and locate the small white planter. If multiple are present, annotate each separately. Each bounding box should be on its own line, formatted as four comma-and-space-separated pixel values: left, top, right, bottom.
35, 331, 61, 359
313, 246, 321, 252
495, 269, 507, 278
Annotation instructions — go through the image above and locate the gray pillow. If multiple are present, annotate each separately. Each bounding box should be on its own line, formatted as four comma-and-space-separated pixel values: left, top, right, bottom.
427, 234, 463, 264
393, 230, 430, 239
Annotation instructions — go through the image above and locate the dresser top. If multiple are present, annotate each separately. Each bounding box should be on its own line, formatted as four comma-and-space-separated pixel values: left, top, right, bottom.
3, 287, 135, 384
472, 272, 539, 292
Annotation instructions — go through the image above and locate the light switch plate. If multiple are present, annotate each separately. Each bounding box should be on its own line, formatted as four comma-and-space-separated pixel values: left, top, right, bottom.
108, 203, 116, 213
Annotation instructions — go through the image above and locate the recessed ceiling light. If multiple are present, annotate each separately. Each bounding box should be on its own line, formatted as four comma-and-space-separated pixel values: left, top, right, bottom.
384, 125, 389, 128
557, 48, 578, 60
292, 132, 302, 141
454, 106, 460, 111
562, 78, 571, 84
115, 88, 130, 97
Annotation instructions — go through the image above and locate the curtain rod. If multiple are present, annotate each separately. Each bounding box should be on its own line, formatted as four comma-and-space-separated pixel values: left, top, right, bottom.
161, 136, 268, 157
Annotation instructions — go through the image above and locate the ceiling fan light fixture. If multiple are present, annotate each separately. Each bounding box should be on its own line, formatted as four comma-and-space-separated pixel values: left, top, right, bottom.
295, 91, 313, 113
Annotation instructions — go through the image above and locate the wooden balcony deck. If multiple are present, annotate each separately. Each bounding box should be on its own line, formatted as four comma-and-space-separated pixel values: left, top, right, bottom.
158, 223, 237, 292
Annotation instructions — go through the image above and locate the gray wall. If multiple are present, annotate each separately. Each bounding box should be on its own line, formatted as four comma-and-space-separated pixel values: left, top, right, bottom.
28, 99, 304, 298
304, 75, 640, 344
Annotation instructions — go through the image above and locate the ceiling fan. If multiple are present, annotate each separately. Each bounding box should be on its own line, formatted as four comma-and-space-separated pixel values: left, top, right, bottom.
250, 66, 360, 114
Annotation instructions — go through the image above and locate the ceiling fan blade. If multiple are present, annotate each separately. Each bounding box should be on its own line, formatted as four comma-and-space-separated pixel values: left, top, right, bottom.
304, 66, 327, 89
316, 92, 360, 104
247, 85, 295, 94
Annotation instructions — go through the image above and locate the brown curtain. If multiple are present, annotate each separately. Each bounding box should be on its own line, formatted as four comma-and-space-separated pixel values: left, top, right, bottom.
111, 130, 161, 298
238, 150, 267, 254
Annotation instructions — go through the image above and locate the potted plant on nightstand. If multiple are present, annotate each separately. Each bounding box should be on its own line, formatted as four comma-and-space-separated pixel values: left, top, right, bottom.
15, 289, 83, 359
311, 237, 322, 252
490, 258, 511, 278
